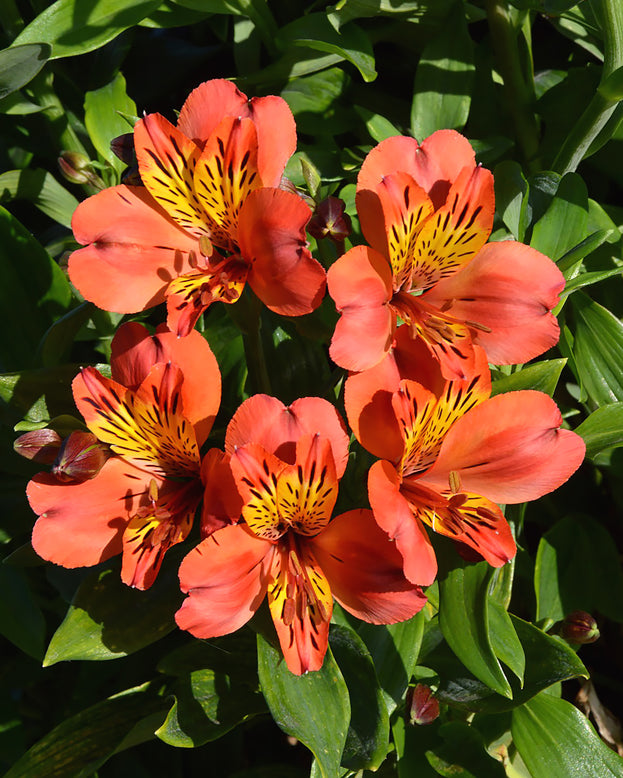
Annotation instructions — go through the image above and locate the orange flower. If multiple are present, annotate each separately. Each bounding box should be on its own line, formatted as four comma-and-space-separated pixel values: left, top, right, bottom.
69, 79, 326, 336
328, 131, 564, 378
345, 335, 586, 584
176, 395, 426, 675
27, 323, 223, 589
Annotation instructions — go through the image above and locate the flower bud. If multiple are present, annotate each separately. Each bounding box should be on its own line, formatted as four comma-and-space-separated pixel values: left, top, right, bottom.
58, 151, 105, 189
407, 683, 440, 725
308, 197, 352, 244
110, 133, 136, 166
561, 611, 600, 644
14, 429, 62, 464
51, 431, 109, 483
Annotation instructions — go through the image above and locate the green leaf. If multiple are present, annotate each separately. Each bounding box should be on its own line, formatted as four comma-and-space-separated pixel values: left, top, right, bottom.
329, 624, 390, 771
511, 692, 623, 778
277, 15, 376, 83
493, 161, 530, 242
530, 173, 589, 261
84, 72, 137, 172
535, 514, 623, 623
0, 43, 51, 99
576, 402, 623, 458
560, 268, 622, 299
257, 633, 350, 778
490, 359, 566, 397
0, 562, 45, 659
432, 721, 507, 777
43, 559, 184, 665
0, 365, 81, 425
557, 230, 616, 273
411, 3, 475, 139
0, 169, 78, 228
13, 0, 161, 59
488, 599, 525, 685
438, 559, 512, 698
5, 683, 167, 778
329, 0, 454, 25
0, 207, 72, 372
571, 292, 623, 405
353, 105, 401, 142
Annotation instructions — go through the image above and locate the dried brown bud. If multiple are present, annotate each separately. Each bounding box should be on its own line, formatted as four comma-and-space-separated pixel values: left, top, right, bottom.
14, 429, 62, 464
561, 611, 600, 645
308, 197, 352, 243
407, 683, 440, 725
51, 431, 109, 483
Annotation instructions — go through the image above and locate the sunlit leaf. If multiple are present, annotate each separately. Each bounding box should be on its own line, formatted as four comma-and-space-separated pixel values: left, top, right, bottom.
493, 160, 531, 242
576, 402, 623, 458
491, 359, 566, 398
530, 173, 589, 261
84, 72, 137, 172
0, 170, 78, 228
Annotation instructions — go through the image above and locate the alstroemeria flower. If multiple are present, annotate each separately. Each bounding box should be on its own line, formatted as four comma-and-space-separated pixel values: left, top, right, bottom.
27, 322, 222, 589
328, 130, 564, 378
69, 79, 326, 336
345, 339, 586, 584
176, 395, 426, 675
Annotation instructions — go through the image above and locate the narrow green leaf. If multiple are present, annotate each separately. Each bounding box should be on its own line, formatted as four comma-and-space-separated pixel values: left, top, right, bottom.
43, 560, 183, 665
13, 0, 161, 59
329, 624, 390, 771
353, 105, 401, 142
5, 684, 167, 778
278, 15, 377, 82
576, 402, 623, 457
0, 170, 78, 228
411, 3, 475, 139
0, 207, 72, 372
0, 562, 45, 659
493, 160, 531, 242
512, 692, 623, 778
557, 230, 615, 272
491, 360, 566, 397
571, 292, 623, 405
488, 599, 525, 685
530, 173, 589, 261
257, 633, 350, 778
0, 43, 50, 99
329, 0, 454, 25
535, 514, 623, 623
560, 268, 622, 299
438, 559, 512, 698
84, 72, 137, 171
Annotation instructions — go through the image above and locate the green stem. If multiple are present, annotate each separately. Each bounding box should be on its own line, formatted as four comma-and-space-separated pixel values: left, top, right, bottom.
552, 0, 623, 174
229, 290, 272, 396
485, 0, 541, 170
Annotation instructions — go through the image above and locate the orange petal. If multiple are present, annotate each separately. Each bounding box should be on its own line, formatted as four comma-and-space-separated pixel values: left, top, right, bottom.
225, 395, 350, 478
311, 509, 428, 622
177, 79, 249, 145
110, 323, 221, 447
28, 457, 153, 567
408, 165, 494, 292
239, 188, 326, 317
134, 113, 207, 237
200, 448, 243, 537
176, 524, 273, 637
422, 240, 564, 365
267, 538, 332, 675
421, 390, 586, 504
328, 245, 395, 372
69, 185, 198, 313
367, 461, 437, 585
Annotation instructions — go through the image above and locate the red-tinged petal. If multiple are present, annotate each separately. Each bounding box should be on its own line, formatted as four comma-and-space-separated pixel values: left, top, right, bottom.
245, 95, 297, 187
328, 245, 394, 372
225, 395, 349, 477
110, 323, 221, 446
230, 443, 288, 540
194, 116, 262, 251
73, 365, 200, 478
239, 188, 326, 317
177, 79, 249, 144
408, 165, 495, 292
421, 390, 586, 504
311, 509, 428, 623
422, 241, 564, 365
69, 185, 198, 314
356, 174, 433, 287
200, 448, 242, 537
368, 460, 437, 585
267, 537, 332, 675
135, 114, 207, 237
176, 524, 273, 637
358, 131, 477, 209
28, 457, 154, 567
276, 435, 338, 536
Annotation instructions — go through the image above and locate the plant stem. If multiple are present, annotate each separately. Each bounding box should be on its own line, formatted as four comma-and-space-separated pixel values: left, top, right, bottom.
485, 0, 541, 170
229, 290, 272, 396
552, 0, 623, 174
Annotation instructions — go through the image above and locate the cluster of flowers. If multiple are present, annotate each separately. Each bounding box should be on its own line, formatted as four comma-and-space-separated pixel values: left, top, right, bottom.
21, 80, 586, 675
